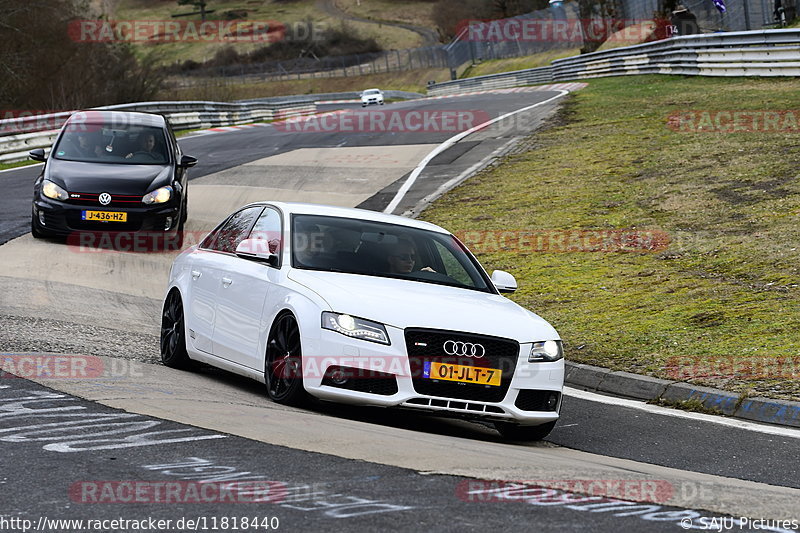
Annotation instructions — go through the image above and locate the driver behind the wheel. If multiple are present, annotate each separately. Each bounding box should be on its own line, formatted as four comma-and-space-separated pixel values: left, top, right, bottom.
386, 237, 435, 274
125, 133, 160, 159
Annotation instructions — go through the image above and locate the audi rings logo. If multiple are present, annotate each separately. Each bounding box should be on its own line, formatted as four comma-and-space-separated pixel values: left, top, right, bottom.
443, 340, 485, 358
98, 192, 112, 206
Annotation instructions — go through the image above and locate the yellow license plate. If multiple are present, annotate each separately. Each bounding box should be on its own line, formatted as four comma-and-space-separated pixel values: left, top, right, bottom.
424, 361, 501, 386
82, 210, 127, 222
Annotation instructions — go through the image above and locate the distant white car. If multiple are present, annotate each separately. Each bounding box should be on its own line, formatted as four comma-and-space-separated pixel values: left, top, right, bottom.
161, 202, 564, 440
361, 88, 384, 107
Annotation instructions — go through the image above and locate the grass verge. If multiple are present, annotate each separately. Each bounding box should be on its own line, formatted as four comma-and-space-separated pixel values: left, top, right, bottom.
159, 67, 447, 101
0, 160, 39, 172
113, 0, 423, 65
461, 49, 580, 78
420, 75, 800, 401
336, 0, 438, 30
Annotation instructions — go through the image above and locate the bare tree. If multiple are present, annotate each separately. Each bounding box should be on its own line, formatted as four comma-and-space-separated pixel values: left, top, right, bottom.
0, 0, 164, 110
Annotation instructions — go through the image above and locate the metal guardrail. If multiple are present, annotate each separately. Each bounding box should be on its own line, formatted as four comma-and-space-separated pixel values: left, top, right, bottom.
0, 91, 428, 164
428, 29, 800, 96
427, 67, 554, 96
551, 29, 800, 79
238, 90, 425, 104
0, 98, 321, 164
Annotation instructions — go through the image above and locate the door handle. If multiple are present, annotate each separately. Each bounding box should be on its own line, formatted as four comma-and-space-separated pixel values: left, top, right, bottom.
221, 277, 233, 287
191, 270, 201, 280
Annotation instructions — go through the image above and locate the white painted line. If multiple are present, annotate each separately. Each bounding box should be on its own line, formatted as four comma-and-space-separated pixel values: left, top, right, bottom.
564, 386, 800, 439
383, 90, 569, 215
404, 136, 521, 217
0, 162, 42, 174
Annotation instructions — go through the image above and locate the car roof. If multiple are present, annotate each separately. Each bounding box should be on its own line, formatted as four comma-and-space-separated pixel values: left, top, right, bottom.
246, 202, 450, 234
363, 88, 382, 92
65, 110, 167, 128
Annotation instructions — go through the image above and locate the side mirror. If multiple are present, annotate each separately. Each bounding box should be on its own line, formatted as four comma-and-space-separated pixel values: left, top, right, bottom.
491, 270, 518, 293
235, 238, 278, 266
179, 155, 198, 168
29, 149, 46, 162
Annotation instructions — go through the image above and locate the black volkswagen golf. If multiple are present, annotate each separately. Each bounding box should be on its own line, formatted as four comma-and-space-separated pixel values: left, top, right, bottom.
30, 110, 197, 244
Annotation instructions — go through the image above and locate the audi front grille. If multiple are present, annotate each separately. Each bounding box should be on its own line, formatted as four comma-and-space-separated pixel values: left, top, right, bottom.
405, 328, 519, 402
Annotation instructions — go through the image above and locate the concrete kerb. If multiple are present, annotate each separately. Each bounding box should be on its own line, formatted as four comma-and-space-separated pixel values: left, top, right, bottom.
564, 360, 800, 428
378, 85, 800, 430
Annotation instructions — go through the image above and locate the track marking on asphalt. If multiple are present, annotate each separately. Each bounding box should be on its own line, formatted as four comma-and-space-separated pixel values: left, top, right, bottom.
564, 387, 800, 439
383, 90, 570, 214
403, 135, 521, 217
0, 163, 41, 174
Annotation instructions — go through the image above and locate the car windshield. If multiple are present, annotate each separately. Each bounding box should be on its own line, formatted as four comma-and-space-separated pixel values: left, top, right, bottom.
363, 90, 381, 95
291, 214, 492, 293
53, 123, 169, 165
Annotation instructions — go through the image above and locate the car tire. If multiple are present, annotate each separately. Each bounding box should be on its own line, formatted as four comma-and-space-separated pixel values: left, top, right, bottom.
30, 210, 52, 239
173, 213, 185, 249
180, 191, 188, 225
160, 290, 192, 369
379, 101, 384, 105
31, 212, 45, 239
265, 313, 308, 406
494, 420, 556, 441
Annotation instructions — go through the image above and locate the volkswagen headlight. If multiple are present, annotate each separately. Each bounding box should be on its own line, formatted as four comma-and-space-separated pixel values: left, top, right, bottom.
142, 186, 172, 205
42, 180, 69, 201
529, 340, 563, 362
322, 312, 390, 345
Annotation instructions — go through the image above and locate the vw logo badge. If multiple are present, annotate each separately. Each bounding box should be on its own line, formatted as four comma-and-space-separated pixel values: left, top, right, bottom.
99, 192, 112, 206
443, 340, 485, 358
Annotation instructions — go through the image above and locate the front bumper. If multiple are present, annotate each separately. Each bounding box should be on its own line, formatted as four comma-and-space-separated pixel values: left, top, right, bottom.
32, 196, 181, 238
301, 327, 564, 425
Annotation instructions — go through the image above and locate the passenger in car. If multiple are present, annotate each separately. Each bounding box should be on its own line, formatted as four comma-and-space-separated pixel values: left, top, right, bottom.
295, 224, 338, 269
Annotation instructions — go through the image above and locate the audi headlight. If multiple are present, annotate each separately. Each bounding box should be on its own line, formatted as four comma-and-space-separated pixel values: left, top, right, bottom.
142, 186, 172, 205
321, 312, 390, 345
42, 180, 69, 201
529, 340, 563, 362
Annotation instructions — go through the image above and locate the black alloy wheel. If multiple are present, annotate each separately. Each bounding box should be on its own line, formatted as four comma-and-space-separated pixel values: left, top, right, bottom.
160, 290, 191, 368
265, 313, 307, 405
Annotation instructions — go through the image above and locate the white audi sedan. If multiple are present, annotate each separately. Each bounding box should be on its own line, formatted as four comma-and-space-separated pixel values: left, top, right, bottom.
161, 202, 564, 440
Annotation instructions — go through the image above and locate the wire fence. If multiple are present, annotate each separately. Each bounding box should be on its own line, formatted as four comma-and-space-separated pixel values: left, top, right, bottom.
166, 0, 793, 90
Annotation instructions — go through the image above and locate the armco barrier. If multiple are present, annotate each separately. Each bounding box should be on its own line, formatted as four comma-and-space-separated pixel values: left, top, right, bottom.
428, 28, 800, 96
0, 91, 426, 164
427, 67, 554, 96
0, 99, 317, 164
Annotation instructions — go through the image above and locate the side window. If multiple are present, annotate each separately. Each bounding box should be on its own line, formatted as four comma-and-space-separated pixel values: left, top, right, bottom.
249, 207, 282, 259
432, 240, 472, 286
200, 206, 262, 253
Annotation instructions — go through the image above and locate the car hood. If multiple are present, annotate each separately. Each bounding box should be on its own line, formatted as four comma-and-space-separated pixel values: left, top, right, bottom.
46, 159, 172, 195
287, 269, 559, 342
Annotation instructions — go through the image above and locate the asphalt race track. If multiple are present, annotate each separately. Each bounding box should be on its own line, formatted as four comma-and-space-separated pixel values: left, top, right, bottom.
1, 89, 799, 532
